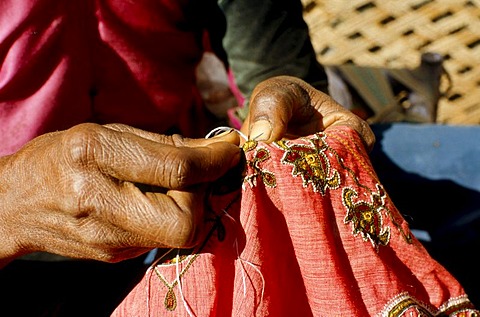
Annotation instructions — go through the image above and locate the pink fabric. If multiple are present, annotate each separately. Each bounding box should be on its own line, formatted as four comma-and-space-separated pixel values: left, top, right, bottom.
0, 0, 211, 156
113, 126, 478, 316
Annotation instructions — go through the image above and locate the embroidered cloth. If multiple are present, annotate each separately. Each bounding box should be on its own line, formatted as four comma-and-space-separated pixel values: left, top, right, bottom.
112, 126, 478, 316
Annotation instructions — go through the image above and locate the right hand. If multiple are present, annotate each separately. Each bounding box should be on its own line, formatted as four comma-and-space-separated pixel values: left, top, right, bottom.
241, 76, 375, 151
0, 123, 241, 267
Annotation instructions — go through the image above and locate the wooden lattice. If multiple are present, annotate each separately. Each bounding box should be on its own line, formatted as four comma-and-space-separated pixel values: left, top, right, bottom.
302, 0, 480, 125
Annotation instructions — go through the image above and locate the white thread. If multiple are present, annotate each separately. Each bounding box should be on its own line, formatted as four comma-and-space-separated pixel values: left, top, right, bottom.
221, 207, 236, 223
222, 207, 265, 310
221, 209, 249, 296
144, 197, 265, 315
240, 254, 265, 307
234, 239, 265, 306
175, 250, 196, 317
145, 248, 174, 316
235, 239, 248, 297
205, 126, 248, 141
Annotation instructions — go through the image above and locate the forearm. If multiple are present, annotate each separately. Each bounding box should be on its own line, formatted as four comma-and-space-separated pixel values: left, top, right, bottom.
218, 0, 328, 102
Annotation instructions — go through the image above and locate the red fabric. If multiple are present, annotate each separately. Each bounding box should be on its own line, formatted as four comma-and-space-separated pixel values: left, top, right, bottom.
113, 126, 478, 316
0, 0, 211, 156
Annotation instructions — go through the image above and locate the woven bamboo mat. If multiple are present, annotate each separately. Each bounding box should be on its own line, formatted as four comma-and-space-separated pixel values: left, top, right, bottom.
302, 0, 480, 125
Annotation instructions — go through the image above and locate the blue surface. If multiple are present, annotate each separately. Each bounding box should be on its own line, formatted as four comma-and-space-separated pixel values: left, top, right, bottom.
370, 123, 480, 231
369, 123, 480, 307
374, 123, 480, 192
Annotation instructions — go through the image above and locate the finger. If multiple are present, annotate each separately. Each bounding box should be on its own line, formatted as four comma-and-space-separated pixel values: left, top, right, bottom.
104, 123, 241, 147
79, 179, 207, 248
64, 124, 242, 189
243, 76, 375, 150
305, 89, 376, 151
244, 76, 318, 142
317, 106, 376, 152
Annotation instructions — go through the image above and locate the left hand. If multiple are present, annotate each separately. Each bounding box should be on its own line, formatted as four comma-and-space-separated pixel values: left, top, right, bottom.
241, 75, 375, 151
0, 123, 242, 267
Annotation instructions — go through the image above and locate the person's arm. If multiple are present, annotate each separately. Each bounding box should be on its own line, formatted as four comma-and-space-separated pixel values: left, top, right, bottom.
0, 123, 241, 268
218, 0, 328, 103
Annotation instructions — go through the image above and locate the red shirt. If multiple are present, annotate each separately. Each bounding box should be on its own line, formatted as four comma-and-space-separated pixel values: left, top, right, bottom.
0, 0, 211, 156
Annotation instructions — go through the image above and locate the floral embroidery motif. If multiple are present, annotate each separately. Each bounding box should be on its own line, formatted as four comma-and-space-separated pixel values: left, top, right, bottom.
342, 184, 390, 248
275, 133, 341, 195
242, 133, 412, 248
242, 140, 276, 188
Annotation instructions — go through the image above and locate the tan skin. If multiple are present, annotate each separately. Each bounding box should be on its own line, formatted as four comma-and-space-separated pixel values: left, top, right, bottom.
0, 76, 374, 269
242, 76, 375, 150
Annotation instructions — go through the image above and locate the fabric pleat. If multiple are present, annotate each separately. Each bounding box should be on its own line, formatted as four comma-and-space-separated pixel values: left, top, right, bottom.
112, 126, 478, 317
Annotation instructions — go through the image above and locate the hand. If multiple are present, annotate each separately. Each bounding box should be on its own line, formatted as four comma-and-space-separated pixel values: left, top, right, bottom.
0, 123, 241, 267
241, 75, 375, 151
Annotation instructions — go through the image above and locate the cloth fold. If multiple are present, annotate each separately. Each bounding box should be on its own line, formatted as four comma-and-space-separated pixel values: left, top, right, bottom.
112, 126, 477, 316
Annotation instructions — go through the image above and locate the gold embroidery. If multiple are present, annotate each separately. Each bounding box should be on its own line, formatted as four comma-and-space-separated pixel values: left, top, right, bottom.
242, 132, 412, 246
318, 131, 412, 246
275, 133, 340, 194
153, 253, 200, 311
150, 193, 240, 311
438, 295, 478, 316
243, 141, 276, 188
381, 292, 479, 316
387, 297, 434, 316
242, 139, 258, 152
342, 184, 391, 248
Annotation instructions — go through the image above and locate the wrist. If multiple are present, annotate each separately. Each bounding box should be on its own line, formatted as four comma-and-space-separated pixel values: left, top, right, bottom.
0, 154, 28, 268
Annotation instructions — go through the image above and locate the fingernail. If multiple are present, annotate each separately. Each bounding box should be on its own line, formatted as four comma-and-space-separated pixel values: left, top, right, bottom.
249, 119, 271, 141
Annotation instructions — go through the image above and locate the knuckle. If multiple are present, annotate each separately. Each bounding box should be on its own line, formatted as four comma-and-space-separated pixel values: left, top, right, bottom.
163, 150, 196, 188
63, 123, 103, 165
168, 214, 195, 247
170, 133, 187, 146
59, 123, 108, 216
175, 158, 194, 188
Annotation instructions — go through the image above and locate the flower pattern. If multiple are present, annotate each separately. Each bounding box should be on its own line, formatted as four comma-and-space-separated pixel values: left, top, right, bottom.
275, 134, 340, 194
342, 184, 390, 248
